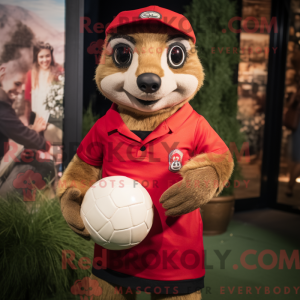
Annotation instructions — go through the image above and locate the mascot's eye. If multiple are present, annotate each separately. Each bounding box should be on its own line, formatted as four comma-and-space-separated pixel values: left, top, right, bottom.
113, 43, 132, 67
167, 43, 186, 69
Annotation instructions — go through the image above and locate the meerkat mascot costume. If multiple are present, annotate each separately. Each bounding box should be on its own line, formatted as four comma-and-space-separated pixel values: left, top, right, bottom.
57, 5, 234, 300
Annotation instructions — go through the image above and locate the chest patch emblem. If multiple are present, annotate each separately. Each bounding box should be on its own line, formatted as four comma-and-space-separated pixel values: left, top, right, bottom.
169, 149, 183, 173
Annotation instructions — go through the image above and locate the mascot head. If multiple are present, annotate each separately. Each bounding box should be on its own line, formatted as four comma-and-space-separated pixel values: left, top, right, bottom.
95, 6, 204, 116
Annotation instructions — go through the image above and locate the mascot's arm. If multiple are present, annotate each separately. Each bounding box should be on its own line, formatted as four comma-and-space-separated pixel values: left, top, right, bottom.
159, 150, 234, 217
57, 154, 102, 239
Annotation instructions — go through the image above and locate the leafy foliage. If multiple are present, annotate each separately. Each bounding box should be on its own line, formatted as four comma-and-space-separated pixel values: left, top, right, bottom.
184, 0, 245, 195
0, 192, 94, 300
82, 98, 100, 139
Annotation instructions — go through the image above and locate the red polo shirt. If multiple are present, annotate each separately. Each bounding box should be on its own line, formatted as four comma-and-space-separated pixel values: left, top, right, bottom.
77, 102, 228, 293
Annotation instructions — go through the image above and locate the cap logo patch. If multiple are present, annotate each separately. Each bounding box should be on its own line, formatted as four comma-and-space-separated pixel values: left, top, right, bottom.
139, 11, 162, 19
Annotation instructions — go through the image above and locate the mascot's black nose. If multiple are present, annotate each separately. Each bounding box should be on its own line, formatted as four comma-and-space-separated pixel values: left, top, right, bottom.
137, 73, 161, 93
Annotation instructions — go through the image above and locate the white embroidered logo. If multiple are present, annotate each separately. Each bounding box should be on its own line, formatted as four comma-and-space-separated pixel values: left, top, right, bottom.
139, 11, 162, 19
168, 149, 183, 172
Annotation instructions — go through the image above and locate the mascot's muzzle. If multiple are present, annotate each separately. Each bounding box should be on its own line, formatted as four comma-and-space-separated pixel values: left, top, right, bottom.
136, 73, 162, 105
137, 73, 161, 93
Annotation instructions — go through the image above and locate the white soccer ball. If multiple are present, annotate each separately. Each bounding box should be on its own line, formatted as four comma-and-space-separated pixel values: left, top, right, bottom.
80, 176, 154, 250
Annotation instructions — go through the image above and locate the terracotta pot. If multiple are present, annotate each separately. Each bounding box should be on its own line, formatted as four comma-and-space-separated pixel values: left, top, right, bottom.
200, 195, 235, 236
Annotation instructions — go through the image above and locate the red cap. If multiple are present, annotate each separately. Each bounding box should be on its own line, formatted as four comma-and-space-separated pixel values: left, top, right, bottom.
105, 5, 196, 44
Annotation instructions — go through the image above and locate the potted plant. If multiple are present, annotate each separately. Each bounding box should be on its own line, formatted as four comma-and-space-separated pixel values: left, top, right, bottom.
185, 0, 244, 235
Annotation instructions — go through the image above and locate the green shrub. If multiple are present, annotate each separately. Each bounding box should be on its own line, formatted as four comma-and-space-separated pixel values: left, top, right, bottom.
0, 192, 94, 300
185, 0, 245, 195
82, 97, 100, 139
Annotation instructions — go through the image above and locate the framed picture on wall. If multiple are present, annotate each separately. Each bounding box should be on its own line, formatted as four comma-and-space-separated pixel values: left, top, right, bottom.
0, 0, 66, 200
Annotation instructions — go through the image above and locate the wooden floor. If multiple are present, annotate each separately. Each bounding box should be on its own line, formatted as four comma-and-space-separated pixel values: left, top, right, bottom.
134, 209, 300, 300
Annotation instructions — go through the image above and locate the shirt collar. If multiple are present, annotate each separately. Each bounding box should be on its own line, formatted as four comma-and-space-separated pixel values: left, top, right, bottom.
105, 102, 194, 142
165, 102, 194, 132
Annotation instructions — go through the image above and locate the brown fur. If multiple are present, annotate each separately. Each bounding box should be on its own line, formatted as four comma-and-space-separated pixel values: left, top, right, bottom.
179, 150, 234, 196
118, 103, 184, 131
56, 154, 102, 239
60, 187, 91, 239
57, 154, 102, 239
134, 32, 166, 78
159, 166, 219, 216
57, 154, 102, 199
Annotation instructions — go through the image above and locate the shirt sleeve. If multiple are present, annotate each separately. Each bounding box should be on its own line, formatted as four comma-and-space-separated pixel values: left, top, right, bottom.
76, 119, 103, 167
0, 102, 46, 150
194, 116, 229, 155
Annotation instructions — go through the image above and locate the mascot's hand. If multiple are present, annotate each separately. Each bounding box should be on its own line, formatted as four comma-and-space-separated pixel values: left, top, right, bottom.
60, 187, 91, 240
159, 166, 218, 217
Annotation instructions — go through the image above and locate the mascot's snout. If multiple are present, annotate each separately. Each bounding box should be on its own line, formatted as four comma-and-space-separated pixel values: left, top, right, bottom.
137, 73, 161, 93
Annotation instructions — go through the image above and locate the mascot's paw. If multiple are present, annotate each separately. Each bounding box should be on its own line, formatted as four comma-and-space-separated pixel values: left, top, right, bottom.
60, 187, 91, 240
159, 166, 218, 217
